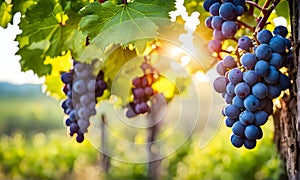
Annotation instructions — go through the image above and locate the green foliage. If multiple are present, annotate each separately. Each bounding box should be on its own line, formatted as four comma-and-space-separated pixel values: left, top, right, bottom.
0, 2, 12, 28
80, 0, 175, 54
15, 0, 86, 76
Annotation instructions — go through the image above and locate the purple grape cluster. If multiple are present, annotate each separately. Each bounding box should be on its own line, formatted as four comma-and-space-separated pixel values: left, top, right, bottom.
213, 26, 292, 149
61, 61, 107, 143
126, 61, 158, 118
204, 0, 247, 53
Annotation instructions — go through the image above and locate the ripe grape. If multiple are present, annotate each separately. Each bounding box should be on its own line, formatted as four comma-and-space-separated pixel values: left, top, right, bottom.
228, 68, 243, 85
273, 25, 288, 37
212, 16, 224, 30
223, 55, 236, 68
244, 95, 260, 112
222, 21, 238, 37
254, 60, 269, 77
234, 82, 250, 98
219, 2, 236, 20
213, 76, 229, 93
255, 44, 272, 60
232, 121, 245, 136
241, 53, 257, 69
209, 2, 221, 16
231, 134, 244, 148
252, 82, 268, 99
208, 39, 222, 52
257, 30, 272, 44
244, 125, 259, 140
238, 36, 252, 51
269, 35, 287, 53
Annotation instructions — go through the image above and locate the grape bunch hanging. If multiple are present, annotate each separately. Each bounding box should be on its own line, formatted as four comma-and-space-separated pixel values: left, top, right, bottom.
60, 61, 107, 143
203, 0, 292, 149
126, 57, 159, 118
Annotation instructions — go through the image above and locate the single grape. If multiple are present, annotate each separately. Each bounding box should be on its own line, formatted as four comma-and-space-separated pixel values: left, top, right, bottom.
252, 82, 268, 99
209, 2, 221, 16
208, 39, 222, 52
257, 126, 263, 139
257, 30, 272, 44
269, 35, 286, 53
244, 125, 259, 140
231, 134, 244, 148
213, 76, 229, 93
126, 108, 137, 118
226, 82, 235, 96
76, 69, 89, 79
70, 123, 79, 133
264, 66, 279, 84
268, 84, 282, 98
232, 96, 244, 109
273, 25, 288, 37
73, 80, 87, 94
133, 88, 145, 99
222, 21, 238, 37
254, 60, 270, 77
203, 0, 219, 11
235, 5, 244, 16
243, 70, 258, 86
65, 119, 71, 126
211, 16, 224, 30
255, 44, 272, 60
234, 82, 250, 98
76, 132, 84, 143
232, 121, 245, 137
225, 94, 233, 104
228, 68, 243, 85
61, 72, 73, 84
77, 107, 90, 120
224, 104, 240, 119
239, 110, 254, 125
219, 2, 236, 20
144, 87, 154, 96
223, 55, 236, 68
205, 16, 213, 29
78, 120, 90, 132
244, 95, 260, 112
213, 29, 226, 40
238, 36, 252, 51
216, 61, 227, 75
244, 139, 256, 149
225, 117, 237, 127
241, 53, 257, 69
269, 53, 283, 68
135, 102, 150, 114
254, 110, 268, 126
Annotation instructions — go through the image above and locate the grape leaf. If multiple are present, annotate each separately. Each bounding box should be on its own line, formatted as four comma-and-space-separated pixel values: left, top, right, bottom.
0, 2, 12, 28
15, 0, 87, 76
80, 0, 175, 54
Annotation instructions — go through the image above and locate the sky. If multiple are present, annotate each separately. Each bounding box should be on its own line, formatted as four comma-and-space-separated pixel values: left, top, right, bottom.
0, 13, 43, 84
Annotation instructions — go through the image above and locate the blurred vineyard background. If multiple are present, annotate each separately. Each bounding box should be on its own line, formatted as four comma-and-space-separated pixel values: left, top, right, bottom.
0, 82, 283, 180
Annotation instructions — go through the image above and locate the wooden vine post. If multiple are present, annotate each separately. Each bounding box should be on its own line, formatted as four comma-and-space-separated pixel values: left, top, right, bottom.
273, 1, 299, 179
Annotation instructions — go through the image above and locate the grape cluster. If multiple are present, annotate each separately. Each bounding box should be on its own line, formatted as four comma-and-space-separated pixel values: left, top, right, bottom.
61, 61, 107, 143
204, 0, 247, 52
126, 60, 158, 118
213, 26, 292, 149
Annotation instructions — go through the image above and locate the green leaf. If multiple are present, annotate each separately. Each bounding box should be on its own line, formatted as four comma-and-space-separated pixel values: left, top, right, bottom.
11, 0, 36, 15
102, 45, 137, 82
17, 47, 52, 76
0, 2, 12, 28
80, 0, 175, 54
18, 0, 85, 57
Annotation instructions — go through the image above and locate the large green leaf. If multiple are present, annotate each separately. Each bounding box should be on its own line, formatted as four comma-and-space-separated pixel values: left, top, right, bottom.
0, 2, 12, 28
15, 0, 87, 76
80, 0, 175, 54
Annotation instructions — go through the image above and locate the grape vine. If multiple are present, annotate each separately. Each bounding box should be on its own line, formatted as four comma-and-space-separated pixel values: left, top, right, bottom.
204, 0, 292, 149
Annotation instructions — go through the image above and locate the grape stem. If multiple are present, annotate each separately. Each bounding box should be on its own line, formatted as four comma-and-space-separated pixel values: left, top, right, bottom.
236, 19, 255, 32
255, 0, 280, 33
245, 0, 264, 11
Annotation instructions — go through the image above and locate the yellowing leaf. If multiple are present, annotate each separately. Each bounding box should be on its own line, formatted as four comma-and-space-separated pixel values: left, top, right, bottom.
43, 51, 72, 99
0, 2, 12, 28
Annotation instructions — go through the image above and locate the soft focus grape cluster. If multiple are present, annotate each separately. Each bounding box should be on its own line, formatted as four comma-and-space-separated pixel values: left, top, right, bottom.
60, 61, 107, 143
126, 60, 158, 118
